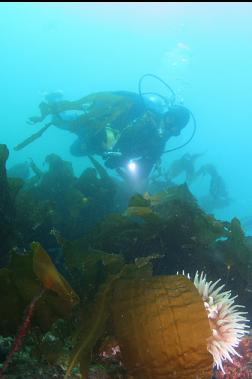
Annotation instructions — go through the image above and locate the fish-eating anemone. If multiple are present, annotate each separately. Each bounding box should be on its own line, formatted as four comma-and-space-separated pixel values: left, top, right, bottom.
111, 273, 249, 379
189, 271, 249, 372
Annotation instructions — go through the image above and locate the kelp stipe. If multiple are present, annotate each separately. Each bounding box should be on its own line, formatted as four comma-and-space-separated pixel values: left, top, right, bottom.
64, 269, 124, 379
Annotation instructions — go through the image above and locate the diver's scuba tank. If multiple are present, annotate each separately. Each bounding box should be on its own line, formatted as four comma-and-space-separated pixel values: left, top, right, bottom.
138, 73, 176, 114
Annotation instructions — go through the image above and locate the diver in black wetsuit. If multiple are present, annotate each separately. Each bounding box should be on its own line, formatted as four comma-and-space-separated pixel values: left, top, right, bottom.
26, 76, 192, 180
104, 104, 190, 179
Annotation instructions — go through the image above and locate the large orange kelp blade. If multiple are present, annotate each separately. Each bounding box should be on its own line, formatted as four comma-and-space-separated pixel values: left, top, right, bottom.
32, 241, 79, 306
112, 275, 213, 379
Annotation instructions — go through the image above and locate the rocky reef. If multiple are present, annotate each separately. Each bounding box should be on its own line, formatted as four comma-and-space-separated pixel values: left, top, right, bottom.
0, 144, 252, 378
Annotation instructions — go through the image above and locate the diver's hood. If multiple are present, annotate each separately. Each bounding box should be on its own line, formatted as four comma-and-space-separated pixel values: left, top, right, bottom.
164, 105, 190, 130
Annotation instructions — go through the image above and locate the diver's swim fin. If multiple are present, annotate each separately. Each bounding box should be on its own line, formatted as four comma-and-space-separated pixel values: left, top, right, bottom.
14, 122, 52, 151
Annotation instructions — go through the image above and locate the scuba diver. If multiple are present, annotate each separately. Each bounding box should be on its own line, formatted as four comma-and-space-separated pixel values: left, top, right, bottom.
197, 164, 231, 212
16, 75, 195, 180
104, 104, 190, 179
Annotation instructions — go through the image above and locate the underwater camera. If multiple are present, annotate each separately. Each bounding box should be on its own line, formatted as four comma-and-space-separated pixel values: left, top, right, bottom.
104, 151, 142, 177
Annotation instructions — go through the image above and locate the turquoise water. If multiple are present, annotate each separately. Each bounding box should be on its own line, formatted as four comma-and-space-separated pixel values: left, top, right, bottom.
1, 2, 252, 229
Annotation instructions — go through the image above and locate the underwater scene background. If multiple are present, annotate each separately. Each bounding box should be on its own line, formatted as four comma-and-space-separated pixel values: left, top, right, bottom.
0, 2, 252, 378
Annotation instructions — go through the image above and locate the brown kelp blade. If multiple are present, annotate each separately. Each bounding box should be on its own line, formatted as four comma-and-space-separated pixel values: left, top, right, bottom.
14, 123, 52, 151
32, 241, 79, 305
